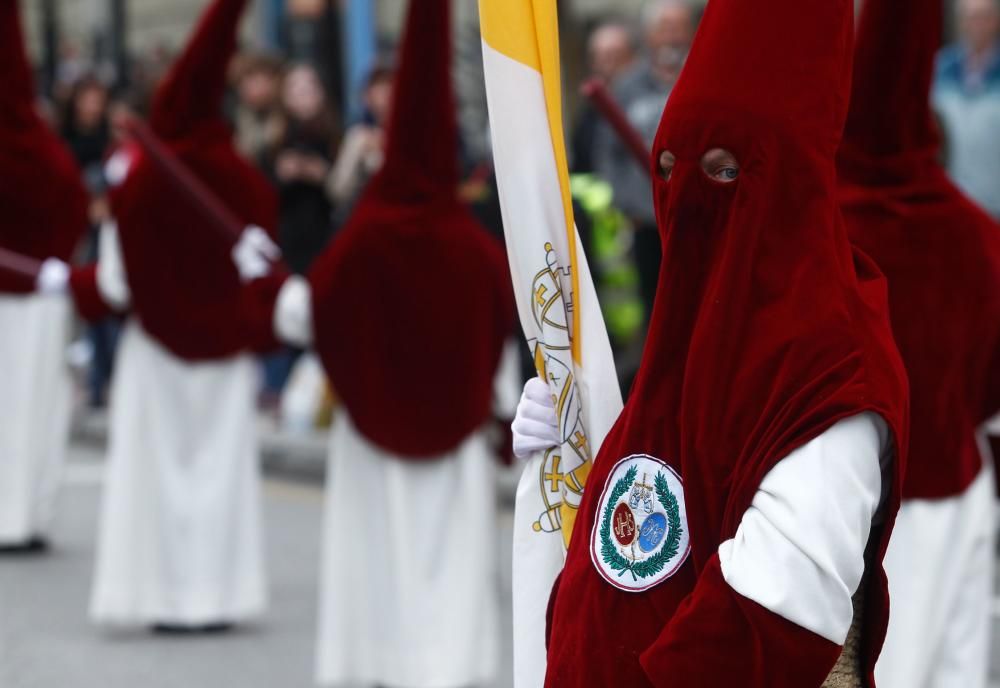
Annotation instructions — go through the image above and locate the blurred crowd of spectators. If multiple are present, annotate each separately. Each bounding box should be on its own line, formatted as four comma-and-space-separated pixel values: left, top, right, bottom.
37, 0, 1000, 414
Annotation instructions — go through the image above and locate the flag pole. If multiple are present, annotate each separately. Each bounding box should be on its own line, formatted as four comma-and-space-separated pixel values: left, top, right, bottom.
123, 117, 244, 243
0, 246, 42, 283
580, 79, 652, 178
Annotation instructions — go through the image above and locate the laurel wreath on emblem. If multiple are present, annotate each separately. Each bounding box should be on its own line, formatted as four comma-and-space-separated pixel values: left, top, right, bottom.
600, 465, 683, 582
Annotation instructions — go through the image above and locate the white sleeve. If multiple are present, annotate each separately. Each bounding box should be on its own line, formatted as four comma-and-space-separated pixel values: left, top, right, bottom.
273, 275, 313, 348
718, 412, 889, 645
96, 220, 130, 310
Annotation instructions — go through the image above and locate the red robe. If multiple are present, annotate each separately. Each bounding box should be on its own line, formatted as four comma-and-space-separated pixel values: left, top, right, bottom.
108, 0, 284, 362
0, 0, 88, 293
544, 0, 909, 685
838, 0, 1000, 500
308, 0, 514, 458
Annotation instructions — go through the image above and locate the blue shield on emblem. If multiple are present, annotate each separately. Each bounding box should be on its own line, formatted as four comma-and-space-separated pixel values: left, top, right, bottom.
638, 512, 667, 553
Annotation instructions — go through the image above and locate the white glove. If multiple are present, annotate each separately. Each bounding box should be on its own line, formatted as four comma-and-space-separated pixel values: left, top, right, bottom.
232, 225, 281, 282
35, 258, 70, 296
104, 150, 133, 188
274, 275, 314, 348
512, 376, 562, 459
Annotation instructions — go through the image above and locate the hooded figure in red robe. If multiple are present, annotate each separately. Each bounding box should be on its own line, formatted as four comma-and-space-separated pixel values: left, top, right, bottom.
110, 0, 281, 360
0, 0, 88, 294
533, 0, 910, 684
308, 9, 513, 460
88, 0, 280, 629
296, 0, 517, 683
0, 0, 89, 550
838, 0, 1000, 684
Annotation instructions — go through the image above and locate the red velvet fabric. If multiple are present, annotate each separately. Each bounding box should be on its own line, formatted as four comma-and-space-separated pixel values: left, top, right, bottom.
0, 0, 88, 294
838, 0, 1000, 500
109, 0, 281, 361
639, 557, 842, 687
308, 0, 513, 458
67, 264, 118, 323
544, 0, 909, 685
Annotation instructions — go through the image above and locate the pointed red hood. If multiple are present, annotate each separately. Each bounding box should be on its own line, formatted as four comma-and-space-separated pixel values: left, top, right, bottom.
111, 0, 279, 360
0, 0, 88, 292
839, 0, 942, 180
149, 0, 246, 141
365, 0, 458, 206
839, 0, 1000, 502
657, 0, 853, 162
0, 0, 35, 128
308, 0, 513, 457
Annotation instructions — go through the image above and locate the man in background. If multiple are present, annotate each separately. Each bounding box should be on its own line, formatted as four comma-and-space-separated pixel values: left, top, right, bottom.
935, 0, 1000, 219
592, 0, 697, 323
571, 21, 637, 173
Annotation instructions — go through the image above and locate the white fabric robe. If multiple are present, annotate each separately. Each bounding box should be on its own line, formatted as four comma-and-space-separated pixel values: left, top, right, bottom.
315, 343, 521, 688
0, 294, 73, 544
875, 463, 996, 688
90, 321, 266, 625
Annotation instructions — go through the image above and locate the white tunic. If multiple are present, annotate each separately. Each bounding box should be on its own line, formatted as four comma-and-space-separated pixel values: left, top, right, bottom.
875, 463, 996, 688
268, 272, 514, 687
315, 411, 501, 688
0, 294, 73, 544
90, 321, 266, 625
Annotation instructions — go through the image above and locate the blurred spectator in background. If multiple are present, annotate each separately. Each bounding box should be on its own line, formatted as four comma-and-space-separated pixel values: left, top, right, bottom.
62, 76, 111, 185
260, 63, 339, 405
328, 63, 394, 209
122, 43, 174, 116
53, 42, 90, 108
569, 20, 646, 392
592, 0, 697, 324
234, 54, 284, 166
271, 63, 339, 275
61, 75, 119, 408
934, 0, 1000, 219
571, 21, 637, 173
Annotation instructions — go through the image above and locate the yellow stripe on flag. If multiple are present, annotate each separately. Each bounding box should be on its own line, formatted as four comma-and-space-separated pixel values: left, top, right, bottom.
479, 1, 540, 71
481, 0, 581, 365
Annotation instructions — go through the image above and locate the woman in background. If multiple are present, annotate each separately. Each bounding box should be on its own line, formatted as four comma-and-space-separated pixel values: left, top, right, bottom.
328, 64, 394, 209
270, 63, 339, 276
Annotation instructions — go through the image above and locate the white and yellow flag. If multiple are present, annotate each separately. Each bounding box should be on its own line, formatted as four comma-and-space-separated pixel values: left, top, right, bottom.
479, 3, 623, 686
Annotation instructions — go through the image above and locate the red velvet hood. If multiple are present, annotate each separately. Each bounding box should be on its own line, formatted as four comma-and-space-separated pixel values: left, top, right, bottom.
546, 0, 909, 684
0, 0, 88, 293
308, 0, 513, 457
839, 0, 1000, 499
110, 0, 279, 360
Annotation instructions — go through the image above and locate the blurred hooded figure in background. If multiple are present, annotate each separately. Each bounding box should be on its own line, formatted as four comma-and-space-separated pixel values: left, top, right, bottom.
838, 0, 1000, 685
513, 0, 911, 684
283, 0, 517, 683
0, 0, 89, 553
88, 0, 286, 630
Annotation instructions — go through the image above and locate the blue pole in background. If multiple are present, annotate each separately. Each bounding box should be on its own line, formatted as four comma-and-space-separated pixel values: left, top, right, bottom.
262, 0, 286, 52
343, 0, 377, 123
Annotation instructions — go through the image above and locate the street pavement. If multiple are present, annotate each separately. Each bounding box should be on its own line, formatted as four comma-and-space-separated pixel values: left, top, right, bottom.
1, 439, 998, 688
0, 441, 514, 688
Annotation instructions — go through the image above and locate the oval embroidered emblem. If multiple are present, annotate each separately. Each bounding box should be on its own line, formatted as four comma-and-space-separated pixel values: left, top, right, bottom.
638, 512, 668, 553
612, 502, 637, 546
590, 454, 691, 592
